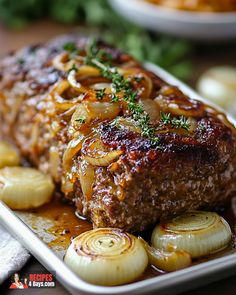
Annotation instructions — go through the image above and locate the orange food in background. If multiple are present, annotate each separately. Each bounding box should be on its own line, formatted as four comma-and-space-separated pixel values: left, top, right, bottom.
146, 0, 236, 12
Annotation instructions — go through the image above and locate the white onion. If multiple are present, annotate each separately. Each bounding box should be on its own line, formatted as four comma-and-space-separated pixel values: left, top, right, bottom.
64, 228, 148, 286
0, 141, 20, 169
197, 66, 236, 114
0, 167, 55, 210
151, 211, 232, 258
139, 237, 191, 272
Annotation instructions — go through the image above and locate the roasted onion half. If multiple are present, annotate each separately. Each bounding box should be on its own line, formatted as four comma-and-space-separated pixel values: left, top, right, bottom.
151, 211, 232, 258
64, 228, 148, 286
0, 167, 55, 210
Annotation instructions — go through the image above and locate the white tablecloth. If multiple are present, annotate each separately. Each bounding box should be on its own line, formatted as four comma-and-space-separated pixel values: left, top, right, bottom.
0, 224, 30, 284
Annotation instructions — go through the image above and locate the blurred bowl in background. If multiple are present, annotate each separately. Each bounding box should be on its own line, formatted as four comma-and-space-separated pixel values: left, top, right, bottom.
110, 0, 236, 41
197, 66, 236, 117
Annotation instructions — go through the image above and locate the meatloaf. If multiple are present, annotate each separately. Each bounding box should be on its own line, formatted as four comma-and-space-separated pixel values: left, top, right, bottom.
0, 35, 236, 232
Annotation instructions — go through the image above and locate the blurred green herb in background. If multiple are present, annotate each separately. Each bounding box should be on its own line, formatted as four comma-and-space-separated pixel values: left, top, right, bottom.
0, 0, 192, 80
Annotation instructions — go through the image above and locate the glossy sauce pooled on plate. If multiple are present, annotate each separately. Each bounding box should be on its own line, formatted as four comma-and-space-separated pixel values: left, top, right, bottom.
17, 194, 236, 282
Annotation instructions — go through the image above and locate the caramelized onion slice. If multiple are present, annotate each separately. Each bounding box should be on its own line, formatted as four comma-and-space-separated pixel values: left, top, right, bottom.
121, 69, 153, 98
79, 159, 95, 201
52, 52, 71, 71
151, 211, 232, 258
155, 86, 205, 118
64, 228, 148, 286
139, 237, 191, 272
111, 117, 141, 133
70, 104, 91, 131
141, 99, 160, 121
67, 69, 88, 93
82, 137, 122, 167
49, 146, 61, 182
61, 174, 74, 195
63, 134, 87, 171
85, 101, 121, 120
52, 80, 84, 111
75, 65, 101, 78
67, 66, 101, 93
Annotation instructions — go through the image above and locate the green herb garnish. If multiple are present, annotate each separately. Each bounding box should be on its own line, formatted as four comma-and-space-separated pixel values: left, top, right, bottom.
198, 122, 206, 131
17, 58, 25, 65
95, 88, 106, 100
134, 75, 144, 83
63, 42, 77, 53
111, 94, 119, 103
75, 118, 86, 124
68, 63, 78, 73
85, 41, 160, 145
160, 112, 190, 131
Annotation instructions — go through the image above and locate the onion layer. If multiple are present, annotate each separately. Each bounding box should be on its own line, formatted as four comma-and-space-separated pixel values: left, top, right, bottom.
70, 104, 91, 130
62, 134, 86, 171
85, 101, 120, 120
82, 137, 122, 167
0, 167, 55, 210
151, 211, 232, 258
141, 99, 160, 121
139, 237, 191, 272
0, 141, 20, 169
79, 160, 95, 201
49, 146, 61, 182
64, 228, 148, 286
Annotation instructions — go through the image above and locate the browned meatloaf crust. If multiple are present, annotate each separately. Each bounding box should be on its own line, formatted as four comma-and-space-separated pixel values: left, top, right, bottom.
0, 35, 236, 232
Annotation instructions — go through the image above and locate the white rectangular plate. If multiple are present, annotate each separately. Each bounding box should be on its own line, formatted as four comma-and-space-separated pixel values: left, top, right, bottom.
1, 63, 236, 295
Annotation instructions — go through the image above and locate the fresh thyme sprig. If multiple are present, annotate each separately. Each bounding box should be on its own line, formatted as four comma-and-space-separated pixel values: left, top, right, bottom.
65, 40, 190, 145
75, 118, 86, 124
160, 112, 190, 131
68, 63, 78, 73
95, 88, 106, 100
85, 42, 160, 145
63, 42, 77, 53
63, 41, 82, 58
